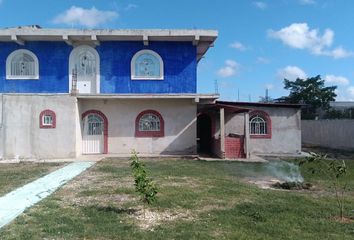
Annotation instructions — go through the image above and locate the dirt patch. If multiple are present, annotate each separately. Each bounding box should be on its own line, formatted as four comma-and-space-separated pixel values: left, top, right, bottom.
330, 215, 354, 224
245, 177, 282, 189
158, 176, 202, 188
131, 208, 193, 230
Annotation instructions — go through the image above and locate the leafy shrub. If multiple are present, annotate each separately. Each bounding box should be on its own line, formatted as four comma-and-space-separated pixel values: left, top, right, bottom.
130, 150, 158, 206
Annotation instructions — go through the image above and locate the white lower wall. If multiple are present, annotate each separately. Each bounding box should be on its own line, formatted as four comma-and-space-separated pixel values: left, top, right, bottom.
0, 95, 198, 159
302, 119, 354, 150
79, 98, 197, 155
1, 94, 77, 159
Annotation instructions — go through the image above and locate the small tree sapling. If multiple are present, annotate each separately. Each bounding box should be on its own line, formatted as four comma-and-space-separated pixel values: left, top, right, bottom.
300, 152, 348, 220
130, 150, 158, 218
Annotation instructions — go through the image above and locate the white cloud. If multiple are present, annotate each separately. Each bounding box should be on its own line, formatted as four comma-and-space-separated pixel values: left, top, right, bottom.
277, 65, 307, 81
268, 23, 353, 59
53, 6, 118, 28
299, 0, 316, 5
324, 75, 350, 86
230, 41, 247, 51
256, 56, 270, 64
253, 1, 267, 9
325, 46, 354, 59
217, 60, 240, 78
124, 4, 138, 11
347, 86, 354, 99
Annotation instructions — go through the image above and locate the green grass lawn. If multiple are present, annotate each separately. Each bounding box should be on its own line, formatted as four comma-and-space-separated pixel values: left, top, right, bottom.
0, 155, 353, 240
0, 162, 66, 196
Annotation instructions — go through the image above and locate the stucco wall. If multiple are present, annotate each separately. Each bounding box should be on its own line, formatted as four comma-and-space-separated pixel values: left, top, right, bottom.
211, 107, 301, 154
302, 119, 354, 150
0, 94, 77, 159
79, 98, 197, 154
248, 107, 301, 154
0, 41, 196, 94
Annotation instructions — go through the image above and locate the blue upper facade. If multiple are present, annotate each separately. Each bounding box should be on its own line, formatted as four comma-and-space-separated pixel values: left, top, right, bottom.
0, 41, 197, 94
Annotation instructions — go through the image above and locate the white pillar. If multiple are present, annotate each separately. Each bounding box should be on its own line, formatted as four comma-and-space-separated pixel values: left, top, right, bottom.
220, 108, 225, 158
244, 112, 250, 159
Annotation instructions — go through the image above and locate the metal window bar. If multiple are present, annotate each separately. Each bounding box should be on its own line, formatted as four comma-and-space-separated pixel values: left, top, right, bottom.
139, 113, 160, 131
250, 115, 267, 135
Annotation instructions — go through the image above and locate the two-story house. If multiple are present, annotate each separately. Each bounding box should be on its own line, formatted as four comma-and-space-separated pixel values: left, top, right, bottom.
0, 26, 218, 159
0, 26, 302, 160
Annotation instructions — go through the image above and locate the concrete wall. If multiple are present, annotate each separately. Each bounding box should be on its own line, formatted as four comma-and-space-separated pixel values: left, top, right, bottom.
79, 98, 197, 155
248, 107, 301, 154
0, 41, 196, 94
302, 119, 354, 150
211, 107, 301, 155
0, 94, 77, 159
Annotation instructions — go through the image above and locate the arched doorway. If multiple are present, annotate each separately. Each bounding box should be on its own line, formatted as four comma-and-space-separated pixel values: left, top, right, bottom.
82, 110, 108, 154
69, 45, 100, 94
197, 113, 213, 154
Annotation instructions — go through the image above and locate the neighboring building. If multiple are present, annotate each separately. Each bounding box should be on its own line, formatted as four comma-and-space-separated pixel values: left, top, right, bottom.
197, 101, 302, 158
0, 26, 301, 160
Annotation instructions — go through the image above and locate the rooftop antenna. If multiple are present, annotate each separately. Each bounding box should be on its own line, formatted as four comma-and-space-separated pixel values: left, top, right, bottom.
265, 88, 269, 102
237, 88, 240, 101
214, 79, 219, 94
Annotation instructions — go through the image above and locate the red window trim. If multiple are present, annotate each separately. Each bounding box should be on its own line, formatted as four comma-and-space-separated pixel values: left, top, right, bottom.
82, 110, 109, 154
135, 109, 164, 138
39, 109, 56, 129
249, 110, 272, 139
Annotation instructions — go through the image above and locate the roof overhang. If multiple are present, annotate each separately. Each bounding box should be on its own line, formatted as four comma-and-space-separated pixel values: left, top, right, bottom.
76, 93, 219, 102
216, 101, 303, 108
0, 27, 218, 61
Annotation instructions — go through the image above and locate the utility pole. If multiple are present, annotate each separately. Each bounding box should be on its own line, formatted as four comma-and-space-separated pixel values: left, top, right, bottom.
214, 79, 219, 94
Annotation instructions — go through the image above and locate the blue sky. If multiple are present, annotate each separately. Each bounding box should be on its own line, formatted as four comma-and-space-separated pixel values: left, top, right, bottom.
1, 0, 354, 101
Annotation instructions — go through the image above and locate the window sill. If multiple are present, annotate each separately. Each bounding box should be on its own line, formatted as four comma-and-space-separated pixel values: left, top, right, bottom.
135, 131, 164, 138
250, 134, 271, 139
131, 77, 164, 80
6, 76, 39, 80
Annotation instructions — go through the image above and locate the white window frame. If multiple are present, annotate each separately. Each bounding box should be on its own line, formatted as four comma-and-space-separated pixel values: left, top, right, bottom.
42, 115, 53, 126
6, 49, 39, 80
131, 49, 164, 80
249, 115, 267, 135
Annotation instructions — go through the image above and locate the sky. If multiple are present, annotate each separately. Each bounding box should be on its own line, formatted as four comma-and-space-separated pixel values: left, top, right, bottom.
0, 0, 354, 102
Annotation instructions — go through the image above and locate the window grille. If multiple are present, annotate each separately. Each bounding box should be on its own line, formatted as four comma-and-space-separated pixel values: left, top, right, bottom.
131, 50, 163, 80
250, 115, 267, 135
6, 49, 39, 79
39, 110, 56, 128
139, 113, 161, 131
86, 114, 103, 135
42, 115, 53, 126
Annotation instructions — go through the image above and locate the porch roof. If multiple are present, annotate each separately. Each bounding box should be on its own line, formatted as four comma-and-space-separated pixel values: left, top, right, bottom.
201, 103, 251, 114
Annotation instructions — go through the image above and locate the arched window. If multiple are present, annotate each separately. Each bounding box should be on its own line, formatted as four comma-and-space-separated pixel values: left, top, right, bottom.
39, 110, 56, 129
249, 111, 271, 138
135, 110, 164, 137
131, 50, 164, 80
6, 49, 39, 79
